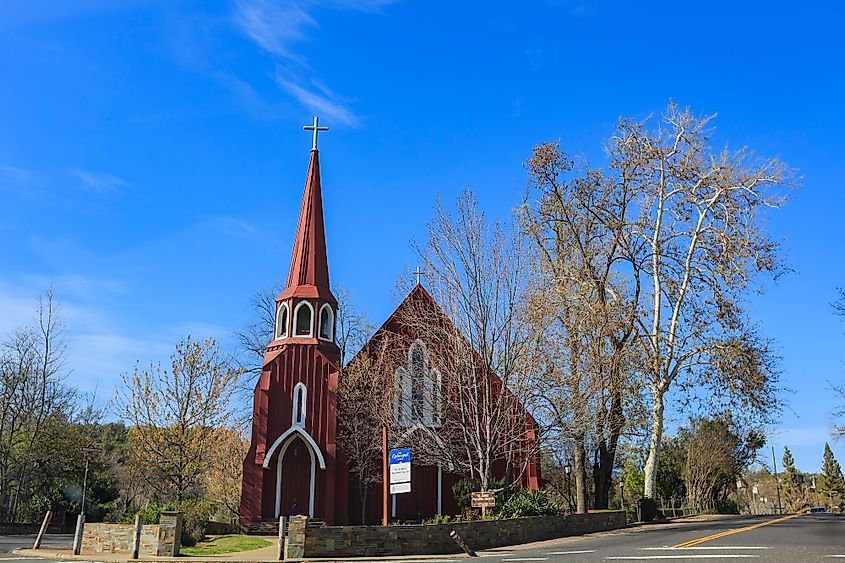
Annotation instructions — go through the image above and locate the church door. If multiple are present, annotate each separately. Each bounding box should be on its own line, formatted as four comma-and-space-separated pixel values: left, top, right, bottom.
277, 436, 313, 517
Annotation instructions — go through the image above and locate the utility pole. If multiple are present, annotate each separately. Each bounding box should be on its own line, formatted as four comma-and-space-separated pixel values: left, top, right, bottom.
772, 445, 783, 514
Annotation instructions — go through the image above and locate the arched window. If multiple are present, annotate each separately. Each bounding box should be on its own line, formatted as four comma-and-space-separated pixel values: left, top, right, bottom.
293, 301, 314, 337
275, 303, 289, 339
292, 382, 307, 427
394, 340, 441, 427
318, 304, 334, 341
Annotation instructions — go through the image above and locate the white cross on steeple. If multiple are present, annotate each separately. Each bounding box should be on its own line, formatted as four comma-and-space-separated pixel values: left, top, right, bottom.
303, 116, 329, 150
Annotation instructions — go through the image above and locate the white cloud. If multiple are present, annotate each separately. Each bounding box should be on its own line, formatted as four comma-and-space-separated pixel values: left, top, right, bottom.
232, 0, 394, 125
275, 71, 359, 127
70, 169, 129, 195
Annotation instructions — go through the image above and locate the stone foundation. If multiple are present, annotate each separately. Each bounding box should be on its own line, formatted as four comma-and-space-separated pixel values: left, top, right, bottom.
286, 511, 626, 558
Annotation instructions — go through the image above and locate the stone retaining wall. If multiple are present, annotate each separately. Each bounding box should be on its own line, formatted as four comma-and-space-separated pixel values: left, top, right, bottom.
81, 512, 183, 557
286, 511, 626, 558
81, 523, 160, 556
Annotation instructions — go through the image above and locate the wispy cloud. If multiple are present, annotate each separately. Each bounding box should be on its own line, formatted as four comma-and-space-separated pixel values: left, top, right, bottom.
206, 215, 261, 238
233, 0, 315, 63
70, 169, 129, 195
275, 71, 359, 126
232, 0, 395, 126
0, 163, 32, 186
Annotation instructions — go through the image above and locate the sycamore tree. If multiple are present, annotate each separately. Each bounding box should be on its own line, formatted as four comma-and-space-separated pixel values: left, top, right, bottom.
521, 143, 641, 510
610, 102, 794, 498
116, 336, 241, 502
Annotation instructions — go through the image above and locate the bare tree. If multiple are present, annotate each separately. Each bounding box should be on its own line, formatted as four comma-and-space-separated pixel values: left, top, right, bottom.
521, 143, 641, 510
404, 189, 540, 491
337, 337, 393, 523
610, 102, 794, 498
116, 336, 241, 502
204, 426, 249, 521
0, 289, 74, 520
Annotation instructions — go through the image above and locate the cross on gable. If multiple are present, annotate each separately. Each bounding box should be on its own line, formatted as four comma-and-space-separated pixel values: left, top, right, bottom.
412, 266, 426, 286
303, 116, 329, 150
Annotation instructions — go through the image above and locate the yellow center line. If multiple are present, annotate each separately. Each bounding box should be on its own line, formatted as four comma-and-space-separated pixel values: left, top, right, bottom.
672, 513, 804, 549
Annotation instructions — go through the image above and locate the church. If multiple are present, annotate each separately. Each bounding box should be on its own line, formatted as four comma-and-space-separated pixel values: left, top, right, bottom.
239, 118, 541, 526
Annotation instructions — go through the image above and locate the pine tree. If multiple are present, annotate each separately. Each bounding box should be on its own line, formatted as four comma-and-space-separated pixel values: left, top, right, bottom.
820, 443, 845, 503
781, 446, 803, 510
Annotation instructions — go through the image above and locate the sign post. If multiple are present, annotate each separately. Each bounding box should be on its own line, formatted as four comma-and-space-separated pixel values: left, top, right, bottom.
389, 448, 411, 495
471, 491, 495, 518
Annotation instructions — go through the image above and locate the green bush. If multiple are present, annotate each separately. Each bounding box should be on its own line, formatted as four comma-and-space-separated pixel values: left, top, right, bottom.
497, 488, 561, 518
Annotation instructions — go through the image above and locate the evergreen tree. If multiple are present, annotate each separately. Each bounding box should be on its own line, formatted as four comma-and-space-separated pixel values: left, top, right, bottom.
820, 443, 845, 501
781, 446, 804, 510
782, 447, 802, 487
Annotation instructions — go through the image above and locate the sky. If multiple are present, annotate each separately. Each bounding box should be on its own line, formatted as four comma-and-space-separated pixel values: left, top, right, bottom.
1, 0, 844, 472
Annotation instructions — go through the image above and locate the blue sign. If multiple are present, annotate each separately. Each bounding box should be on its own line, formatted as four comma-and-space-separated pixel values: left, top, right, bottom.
389, 448, 411, 465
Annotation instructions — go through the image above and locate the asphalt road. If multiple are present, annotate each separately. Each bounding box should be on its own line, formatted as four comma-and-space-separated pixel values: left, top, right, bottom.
0, 533, 71, 563
468, 513, 845, 563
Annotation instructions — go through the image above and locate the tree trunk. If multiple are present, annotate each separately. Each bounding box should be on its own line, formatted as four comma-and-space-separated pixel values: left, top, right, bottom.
593, 389, 624, 509
574, 434, 588, 513
643, 387, 665, 499
359, 483, 368, 524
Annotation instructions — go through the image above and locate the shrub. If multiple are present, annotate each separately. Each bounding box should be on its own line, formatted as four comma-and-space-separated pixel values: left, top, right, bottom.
422, 514, 453, 525
497, 488, 561, 518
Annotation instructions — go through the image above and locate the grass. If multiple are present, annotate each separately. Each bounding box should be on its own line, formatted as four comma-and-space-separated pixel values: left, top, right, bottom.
181, 535, 272, 556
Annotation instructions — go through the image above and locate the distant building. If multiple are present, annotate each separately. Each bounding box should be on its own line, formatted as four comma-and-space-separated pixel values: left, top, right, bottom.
239, 129, 540, 525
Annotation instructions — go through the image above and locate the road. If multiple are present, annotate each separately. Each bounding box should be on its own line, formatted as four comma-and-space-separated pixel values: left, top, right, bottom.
469, 513, 845, 563
0, 534, 71, 563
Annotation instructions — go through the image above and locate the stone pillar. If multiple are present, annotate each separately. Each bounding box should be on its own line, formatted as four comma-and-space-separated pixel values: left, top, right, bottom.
285, 515, 309, 560
157, 512, 183, 556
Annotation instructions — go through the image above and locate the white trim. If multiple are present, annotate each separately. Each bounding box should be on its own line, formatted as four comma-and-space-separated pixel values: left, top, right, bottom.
263, 425, 326, 470
317, 304, 334, 342
292, 300, 314, 338
274, 433, 316, 518
292, 382, 307, 427
275, 302, 289, 340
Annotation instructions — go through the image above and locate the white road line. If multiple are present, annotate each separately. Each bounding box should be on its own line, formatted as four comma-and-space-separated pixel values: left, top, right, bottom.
825, 556, 845, 558
503, 559, 548, 562
546, 550, 597, 555
605, 556, 760, 560
481, 554, 514, 558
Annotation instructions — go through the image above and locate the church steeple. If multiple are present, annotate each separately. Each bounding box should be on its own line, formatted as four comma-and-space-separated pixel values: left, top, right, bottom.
273, 117, 338, 350
278, 147, 333, 301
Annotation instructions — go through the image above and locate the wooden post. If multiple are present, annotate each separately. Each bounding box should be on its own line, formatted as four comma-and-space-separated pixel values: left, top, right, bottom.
131, 514, 142, 559
382, 425, 389, 526
277, 516, 287, 560
72, 514, 85, 555
32, 510, 51, 549
449, 530, 477, 557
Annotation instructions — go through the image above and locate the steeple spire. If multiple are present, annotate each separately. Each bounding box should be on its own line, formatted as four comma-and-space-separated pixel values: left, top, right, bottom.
278, 121, 335, 303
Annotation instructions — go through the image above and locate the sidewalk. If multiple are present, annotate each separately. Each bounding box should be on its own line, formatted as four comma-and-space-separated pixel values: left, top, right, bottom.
15, 542, 479, 563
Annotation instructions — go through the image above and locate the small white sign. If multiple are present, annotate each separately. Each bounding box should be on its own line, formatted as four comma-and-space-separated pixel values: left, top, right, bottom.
390, 482, 411, 494
390, 463, 411, 483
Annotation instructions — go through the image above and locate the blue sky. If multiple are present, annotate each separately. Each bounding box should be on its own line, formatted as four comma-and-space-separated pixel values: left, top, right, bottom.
1, 0, 844, 472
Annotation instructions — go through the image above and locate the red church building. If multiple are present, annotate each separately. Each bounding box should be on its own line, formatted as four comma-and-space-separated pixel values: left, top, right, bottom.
239, 119, 540, 526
